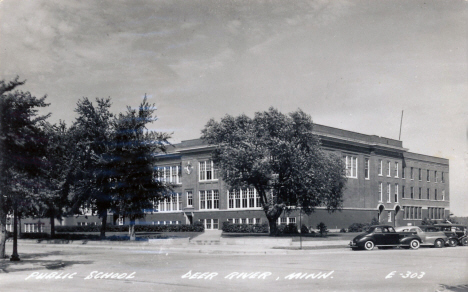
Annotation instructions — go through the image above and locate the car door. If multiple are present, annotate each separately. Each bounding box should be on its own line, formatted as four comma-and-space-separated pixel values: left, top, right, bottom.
383, 227, 400, 245
372, 227, 385, 245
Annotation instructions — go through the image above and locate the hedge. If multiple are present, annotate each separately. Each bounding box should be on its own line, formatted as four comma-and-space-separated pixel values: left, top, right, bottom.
222, 222, 269, 233
56, 222, 204, 233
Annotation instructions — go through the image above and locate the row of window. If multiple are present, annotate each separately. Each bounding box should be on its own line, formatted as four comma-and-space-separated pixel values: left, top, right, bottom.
228, 218, 262, 225
404, 206, 422, 220
23, 223, 45, 233
401, 186, 445, 201
427, 208, 445, 220
228, 188, 261, 209
152, 221, 181, 225
378, 183, 446, 203
402, 207, 445, 220
77, 222, 98, 226
344, 156, 446, 182
156, 166, 182, 184
153, 193, 183, 212
277, 217, 296, 225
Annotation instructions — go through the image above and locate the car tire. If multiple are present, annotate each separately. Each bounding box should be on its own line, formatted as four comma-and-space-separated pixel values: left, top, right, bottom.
409, 239, 420, 250
461, 237, 468, 246
434, 239, 444, 248
364, 241, 374, 251
448, 238, 458, 247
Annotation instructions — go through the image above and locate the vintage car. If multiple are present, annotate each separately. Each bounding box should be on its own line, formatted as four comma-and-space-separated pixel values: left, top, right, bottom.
394, 226, 447, 248
433, 224, 468, 246
349, 225, 421, 251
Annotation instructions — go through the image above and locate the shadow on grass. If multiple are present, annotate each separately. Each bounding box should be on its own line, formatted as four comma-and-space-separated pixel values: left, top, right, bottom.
0, 251, 93, 273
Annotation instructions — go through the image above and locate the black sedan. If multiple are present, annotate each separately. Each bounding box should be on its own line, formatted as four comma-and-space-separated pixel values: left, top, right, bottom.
349, 225, 422, 251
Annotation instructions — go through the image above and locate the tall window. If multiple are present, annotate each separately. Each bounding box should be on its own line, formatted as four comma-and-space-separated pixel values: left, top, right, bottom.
200, 192, 205, 209
418, 168, 422, 181
387, 161, 391, 177
441, 190, 445, 201
402, 167, 405, 179
228, 188, 260, 209
394, 184, 399, 203
410, 167, 414, 180
441, 172, 444, 183
187, 191, 193, 207
434, 171, 438, 183
199, 190, 219, 210
427, 188, 430, 200
427, 170, 430, 182
364, 158, 369, 179
394, 162, 399, 178
434, 189, 438, 200
155, 193, 181, 212
410, 187, 414, 199
418, 187, 422, 199
199, 160, 218, 181
378, 159, 383, 176
387, 183, 391, 203
343, 155, 358, 178
157, 165, 181, 184
402, 186, 405, 198
378, 182, 383, 202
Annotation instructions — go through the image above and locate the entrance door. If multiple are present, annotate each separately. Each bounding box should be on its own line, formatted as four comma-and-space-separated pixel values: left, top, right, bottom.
203, 219, 219, 230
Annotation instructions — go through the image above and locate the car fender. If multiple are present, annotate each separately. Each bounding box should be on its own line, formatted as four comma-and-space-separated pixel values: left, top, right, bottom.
400, 235, 421, 245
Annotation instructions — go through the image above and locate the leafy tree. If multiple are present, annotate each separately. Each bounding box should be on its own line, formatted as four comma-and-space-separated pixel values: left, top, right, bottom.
34, 121, 75, 237
68, 98, 114, 238
108, 97, 171, 240
202, 108, 347, 235
0, 77, 50, 259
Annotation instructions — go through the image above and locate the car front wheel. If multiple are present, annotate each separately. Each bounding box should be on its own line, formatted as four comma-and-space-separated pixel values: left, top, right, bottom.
434, 239, 444, 248
364, 241, 375, 251
448, 238, 458, 247
461, 237, 468, 246
409, 239, 420, 250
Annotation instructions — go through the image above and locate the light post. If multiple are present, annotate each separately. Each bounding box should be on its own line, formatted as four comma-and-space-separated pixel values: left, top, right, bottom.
299, 207, 302, 250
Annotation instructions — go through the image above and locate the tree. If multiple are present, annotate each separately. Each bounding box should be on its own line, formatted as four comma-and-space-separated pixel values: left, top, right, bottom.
0, 77, 50, 259
202, 108, 347, 235
109, 96, 171, 240
68, 98, 114, 239
35, 121, 74, 238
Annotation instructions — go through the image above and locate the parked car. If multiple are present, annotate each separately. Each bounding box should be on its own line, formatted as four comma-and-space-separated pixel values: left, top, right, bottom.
349, 225, 421, 251
433, 224, 468, 246
394, 226, 447, 248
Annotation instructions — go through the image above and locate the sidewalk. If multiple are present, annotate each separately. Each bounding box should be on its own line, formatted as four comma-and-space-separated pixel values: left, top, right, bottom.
9, 236, 351, 256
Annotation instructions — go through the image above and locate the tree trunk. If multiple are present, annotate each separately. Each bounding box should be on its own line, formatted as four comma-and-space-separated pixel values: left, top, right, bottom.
0, 210, 6, 259
129, 218, 135, 241
100, 210, 107, 239
267, 216, 278, 236
49, 208, 55, 238
264, 204, 284, 236
10, 203, 19, 261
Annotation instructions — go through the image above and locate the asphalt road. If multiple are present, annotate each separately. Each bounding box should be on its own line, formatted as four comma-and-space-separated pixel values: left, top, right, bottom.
1, 243, 467, 292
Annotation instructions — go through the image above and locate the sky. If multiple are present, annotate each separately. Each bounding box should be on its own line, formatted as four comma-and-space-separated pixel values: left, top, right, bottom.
0, 0, 467, 215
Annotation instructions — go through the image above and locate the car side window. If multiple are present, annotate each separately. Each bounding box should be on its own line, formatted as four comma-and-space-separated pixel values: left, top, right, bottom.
388, 227, 395, 233
374, 227, 382, 233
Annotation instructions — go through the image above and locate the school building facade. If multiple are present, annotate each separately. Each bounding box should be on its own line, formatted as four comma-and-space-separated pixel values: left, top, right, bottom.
13, 124, 450, 232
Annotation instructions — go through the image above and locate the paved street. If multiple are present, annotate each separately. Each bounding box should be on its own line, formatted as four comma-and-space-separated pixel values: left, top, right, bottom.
1, 242, 467, 292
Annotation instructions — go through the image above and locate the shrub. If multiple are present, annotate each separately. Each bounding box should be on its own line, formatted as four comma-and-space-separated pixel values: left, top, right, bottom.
222, 222, 269, 233
316, 222, 328, 236
300, 224, 309, 234
370, 217, 380, 226
340, 228, 347, 233
20, 233, 50, 239
55, 223, 204, 233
